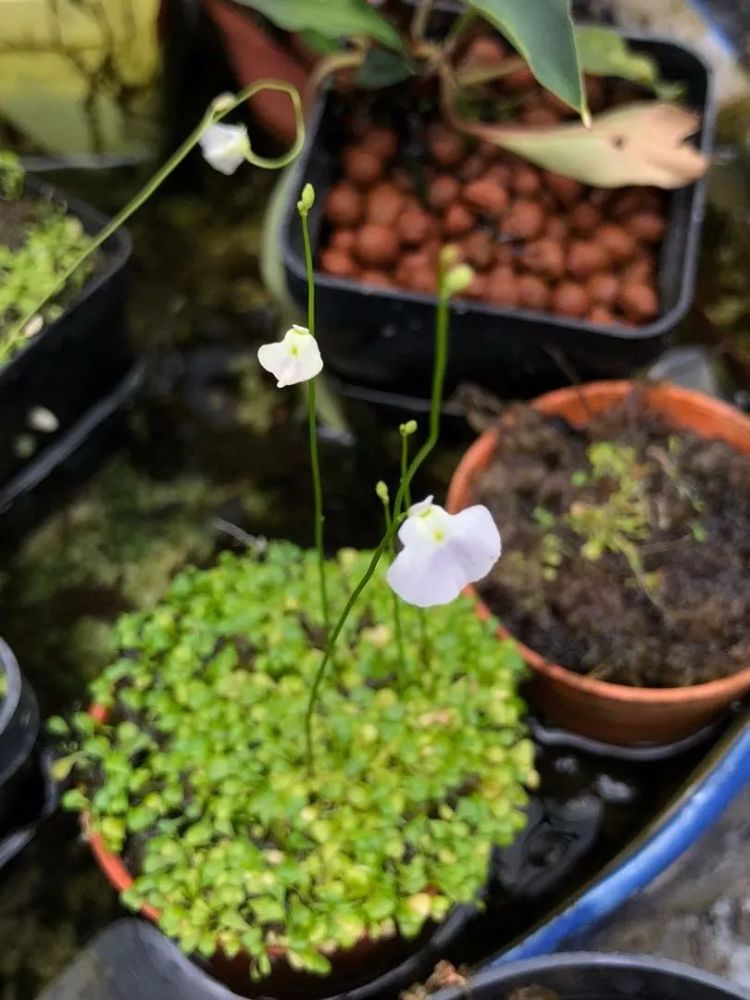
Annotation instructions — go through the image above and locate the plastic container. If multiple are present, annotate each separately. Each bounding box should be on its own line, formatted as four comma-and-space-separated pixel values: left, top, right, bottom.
430, 952, 750, 1000
0, 177, 132, 494
281, 35, 715, 396
447, 381, 750, 745
0, 638, 44, 843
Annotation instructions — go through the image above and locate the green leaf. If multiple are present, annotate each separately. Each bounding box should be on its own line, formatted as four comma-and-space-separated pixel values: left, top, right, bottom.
575, 26, 683, 100
234, 0, 404, 53
466, 0, 586, 118
355, 50, 415, 89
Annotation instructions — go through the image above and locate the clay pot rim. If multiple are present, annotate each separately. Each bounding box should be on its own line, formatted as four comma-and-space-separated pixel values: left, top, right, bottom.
446, 379, 750, 707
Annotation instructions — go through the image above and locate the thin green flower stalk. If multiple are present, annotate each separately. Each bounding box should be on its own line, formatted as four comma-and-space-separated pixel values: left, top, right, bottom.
0, 81, 305, 366
297, 184, 330, 633
376, 480, 406, 684
304, 249, 474, 772
400, 420, 432, 669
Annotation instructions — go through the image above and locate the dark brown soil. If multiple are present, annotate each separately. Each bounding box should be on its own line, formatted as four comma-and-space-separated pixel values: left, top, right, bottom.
471, 391, 750, 687
0, 198, 43, 250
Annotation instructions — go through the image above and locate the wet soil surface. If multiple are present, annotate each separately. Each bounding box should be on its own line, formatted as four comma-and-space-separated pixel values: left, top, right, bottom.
473, 395, 750, 687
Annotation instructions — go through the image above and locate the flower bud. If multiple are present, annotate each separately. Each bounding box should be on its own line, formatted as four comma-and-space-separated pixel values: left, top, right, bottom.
444, 264, 474, 296
375, 481, 390, 504
297, 183, 316, 216
399, 420, 418, 437
210, 92, 236, 116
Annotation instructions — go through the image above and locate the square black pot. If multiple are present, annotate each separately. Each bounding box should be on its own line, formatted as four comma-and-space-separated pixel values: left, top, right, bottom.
281, 34, 716, 397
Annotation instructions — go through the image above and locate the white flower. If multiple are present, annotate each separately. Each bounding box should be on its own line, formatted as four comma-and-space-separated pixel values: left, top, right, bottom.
386, 497, 501, 608
199, 123, 250, 175
257, 325, 323, 388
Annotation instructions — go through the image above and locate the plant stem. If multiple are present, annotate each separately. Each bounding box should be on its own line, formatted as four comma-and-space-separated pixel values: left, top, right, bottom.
411, 0, 434, 41
401, 429, 431, 669
380, 492, 406, 686
300, 207, 330, 633
444, 7, 478, 54
1, 80, 305, 365
304, 265, 454, 772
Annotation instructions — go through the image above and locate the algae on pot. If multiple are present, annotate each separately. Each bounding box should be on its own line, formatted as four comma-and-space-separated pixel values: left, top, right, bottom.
471, 392, 750, 687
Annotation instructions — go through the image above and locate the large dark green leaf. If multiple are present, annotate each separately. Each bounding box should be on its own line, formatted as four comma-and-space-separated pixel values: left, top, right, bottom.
235, 0, 404, 52
355, 50, 416, 89
466, 0, 586, 118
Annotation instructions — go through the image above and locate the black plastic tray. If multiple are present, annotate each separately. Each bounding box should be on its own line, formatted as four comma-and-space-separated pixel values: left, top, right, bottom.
281, 35, 716, 396
0, 176, 132, 498
430, 952, 750, 1000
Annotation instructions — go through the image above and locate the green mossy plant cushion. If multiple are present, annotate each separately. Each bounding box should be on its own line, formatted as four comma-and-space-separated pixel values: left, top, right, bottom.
59, 542, 535, 977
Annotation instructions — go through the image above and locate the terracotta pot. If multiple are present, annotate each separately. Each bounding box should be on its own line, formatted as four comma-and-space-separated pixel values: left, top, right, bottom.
446, 380, 750, 745
85, 703, 467, 996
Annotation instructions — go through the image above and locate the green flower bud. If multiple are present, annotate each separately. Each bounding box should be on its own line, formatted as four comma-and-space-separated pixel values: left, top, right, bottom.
399, 420, 418, 437
297, 183, 316, 216
444, 264, 474, 296
375, 481, 390, 504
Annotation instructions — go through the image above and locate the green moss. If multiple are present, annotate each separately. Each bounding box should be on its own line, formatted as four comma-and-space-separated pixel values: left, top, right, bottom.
60, 542, 535, 979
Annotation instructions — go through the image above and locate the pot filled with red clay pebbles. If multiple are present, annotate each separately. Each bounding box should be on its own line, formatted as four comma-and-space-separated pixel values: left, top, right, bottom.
281, 10, 715, 397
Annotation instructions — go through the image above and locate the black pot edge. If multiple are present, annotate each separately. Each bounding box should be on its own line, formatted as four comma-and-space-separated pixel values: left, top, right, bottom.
280, 30, 716, 348
0, 638, 24, 735
0, 174, 133, 384
0, 365, 142, 517
429, 951, 750, 1000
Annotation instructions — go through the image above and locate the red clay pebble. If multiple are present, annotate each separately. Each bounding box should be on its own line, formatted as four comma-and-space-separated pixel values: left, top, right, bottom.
463, 178, 509, 217
461, 273, 487, 300
610, 188, 648, 219
486, 265, 519, 307
502, 65, 536, 93
443, 203, 476, 237
619, 282, 659, 322
585, 75, 606, 113
486, 163, 512, 186
589, 305, 616, 325
586, 272, 619, 307
361, 126, 398, 161
494, 242, 515, 266
343, 146, 383, 188
330, 229, 357, 252
406, 267, 438, 295
626, 211, 666, 243
521, 107, 561, 127
567, 240, 611, 279
355, 224, 400, 268
568, 202, 602, 235
461, 154, 486, 182
461, 230, 495, 270
427, 124, 464, 168
623, 254, 656, 284
543, 170, 583, 207
520, 238, 565, 279
359, 269, 391, 287
320, 249, 358, 279
518, 274, 550, 310
540, 90, 573, 117
545, 217, 569, 242
391, 167, 414, 193
325, 183, 364, 227
397, 207, 433, 246
428, 175, 460, 211
596, 224, 637, 264
504, 199, 546, 239
366, 182, 403, 226
552, 281, 590, 317
463, 36, 506, 67
513, 165, 541, 197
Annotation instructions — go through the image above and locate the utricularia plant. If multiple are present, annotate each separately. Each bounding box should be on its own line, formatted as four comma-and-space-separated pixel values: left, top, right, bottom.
55, 174, 536, 979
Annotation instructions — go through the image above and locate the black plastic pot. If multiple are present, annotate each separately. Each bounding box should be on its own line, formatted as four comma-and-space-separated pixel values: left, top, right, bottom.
0, 638, 46, 853
282, 35, 715, 397
0, 176, 132, 522
429, 953, 750, 1000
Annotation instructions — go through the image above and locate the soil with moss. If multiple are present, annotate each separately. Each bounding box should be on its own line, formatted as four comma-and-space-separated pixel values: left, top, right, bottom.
472, 391, 750, 687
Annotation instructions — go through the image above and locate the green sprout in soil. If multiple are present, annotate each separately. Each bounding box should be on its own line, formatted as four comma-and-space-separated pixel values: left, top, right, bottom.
55, 544, 535, 978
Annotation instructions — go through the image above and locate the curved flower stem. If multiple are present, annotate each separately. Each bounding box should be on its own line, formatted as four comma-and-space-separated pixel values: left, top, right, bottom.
300, 205, 330, 634
304, 261, 454, 773
1, 80, 305, 365
378, 488, 406, 686
400, 431, 431, 670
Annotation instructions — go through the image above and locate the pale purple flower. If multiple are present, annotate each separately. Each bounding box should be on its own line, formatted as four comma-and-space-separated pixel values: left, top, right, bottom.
199, 123, 250, 175
386, 497, 501, 607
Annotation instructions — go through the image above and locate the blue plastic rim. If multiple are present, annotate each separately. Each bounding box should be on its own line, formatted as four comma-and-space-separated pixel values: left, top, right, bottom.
492, 715, 750, 965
